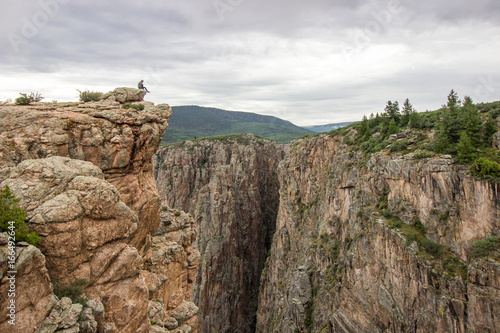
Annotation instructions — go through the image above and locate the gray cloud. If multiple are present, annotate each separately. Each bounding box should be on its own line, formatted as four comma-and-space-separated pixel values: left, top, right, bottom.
1, 0, 500, 126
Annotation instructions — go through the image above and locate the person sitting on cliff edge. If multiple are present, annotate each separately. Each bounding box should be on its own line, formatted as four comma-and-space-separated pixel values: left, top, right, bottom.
138, 80, 150, 93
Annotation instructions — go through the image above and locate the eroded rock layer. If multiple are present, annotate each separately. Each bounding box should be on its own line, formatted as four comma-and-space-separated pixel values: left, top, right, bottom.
155, 134, 286, 333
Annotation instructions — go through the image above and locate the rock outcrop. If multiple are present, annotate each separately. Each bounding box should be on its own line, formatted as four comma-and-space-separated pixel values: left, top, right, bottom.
0, 91, 172, 252
0, 156, 148, 332
0, 238, 56, 333
102, 87, 147, 103
155, 134, 286, 333
143, 208, 200, 332
0, 91, 172, 332
34, 297, 104, 333
257, 131, 499, 332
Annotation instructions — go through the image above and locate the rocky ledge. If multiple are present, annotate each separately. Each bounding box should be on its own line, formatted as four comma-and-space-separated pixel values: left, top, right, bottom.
0, 88, 172, 252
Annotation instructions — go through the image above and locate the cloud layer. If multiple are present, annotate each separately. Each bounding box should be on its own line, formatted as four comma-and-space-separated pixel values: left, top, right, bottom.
1, 0, 500, 125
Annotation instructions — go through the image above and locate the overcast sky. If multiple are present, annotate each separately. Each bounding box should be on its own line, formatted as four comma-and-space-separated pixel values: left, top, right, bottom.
1, 0, 500, 126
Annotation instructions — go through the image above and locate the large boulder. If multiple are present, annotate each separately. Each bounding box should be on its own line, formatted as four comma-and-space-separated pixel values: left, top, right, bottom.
102, 87, 146, 103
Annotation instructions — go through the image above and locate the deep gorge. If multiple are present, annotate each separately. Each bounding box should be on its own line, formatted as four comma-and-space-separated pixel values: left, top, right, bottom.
0, 91, 498, 333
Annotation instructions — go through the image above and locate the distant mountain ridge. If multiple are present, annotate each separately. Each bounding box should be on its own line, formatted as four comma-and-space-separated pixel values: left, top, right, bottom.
162, 105, 313, 143
304, 121, 353, 133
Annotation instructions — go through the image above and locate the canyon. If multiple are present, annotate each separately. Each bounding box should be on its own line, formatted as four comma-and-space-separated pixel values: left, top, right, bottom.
0, 91, 499, 332
155, 134, 285, 332
155, 128, 499, 333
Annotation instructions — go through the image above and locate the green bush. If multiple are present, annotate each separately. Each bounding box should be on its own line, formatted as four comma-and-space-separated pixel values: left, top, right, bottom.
489, 107, 500, 119
389, 216, 443, 257
442, 255, 467, 280
413, 151, 433, 160
382, 209, 393, 219
390, 140, 408, 152
77, 90, 103, 102
376, 187, 390, 210
404, 229, 421, 244
470, 158, 500, 179
199, 157, 209, 167
412, 219, 427, 235
0, 186, 40, 246
123, 103, 145, 111
343, 136, 354, 145
421, 238, 443, 256
15, 92, 44, 105
53, 279, 89, 305
390, 218, 402, 229
470, 236, 499, 258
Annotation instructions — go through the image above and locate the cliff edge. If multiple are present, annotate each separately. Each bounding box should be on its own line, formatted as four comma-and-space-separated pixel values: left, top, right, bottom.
0, 89, 198, 332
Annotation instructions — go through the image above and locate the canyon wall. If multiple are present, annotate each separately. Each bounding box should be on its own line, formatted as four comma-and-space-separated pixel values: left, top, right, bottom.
257, 129, 499, 332
0, 89, 198, 332
155, 134, 286, 333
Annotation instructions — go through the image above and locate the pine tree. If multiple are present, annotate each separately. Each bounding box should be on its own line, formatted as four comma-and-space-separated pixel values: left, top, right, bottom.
401, 98, 414, 127
409, 111, 421, 129
388, 118, 398, 135
457, 131, 476, 164
483, 115, 497, 146
384, 101, 400, 122
433, 129, 450, 153
359, 115, 368, 138
0, 185, 40, 246
461, 96, 481, 147
445, 89, 462, 142
434, 89, 463, 153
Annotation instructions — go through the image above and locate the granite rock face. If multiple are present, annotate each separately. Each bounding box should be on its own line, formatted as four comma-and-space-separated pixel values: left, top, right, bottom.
33, 297, 105, 333
155, 134, 286, 333
257, 132, 499, 332
142, 208, 200, 332
0, 240, 56, 333
0, 94, 171, 332
1, 157, 138, 282
493, 131, 500, 149
0, 94, 172, 252
0, 156, 149, 332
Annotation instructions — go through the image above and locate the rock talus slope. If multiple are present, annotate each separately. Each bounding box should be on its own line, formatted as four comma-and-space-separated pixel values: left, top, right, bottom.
155, 134, 286, 333
257, 131, 499, 333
